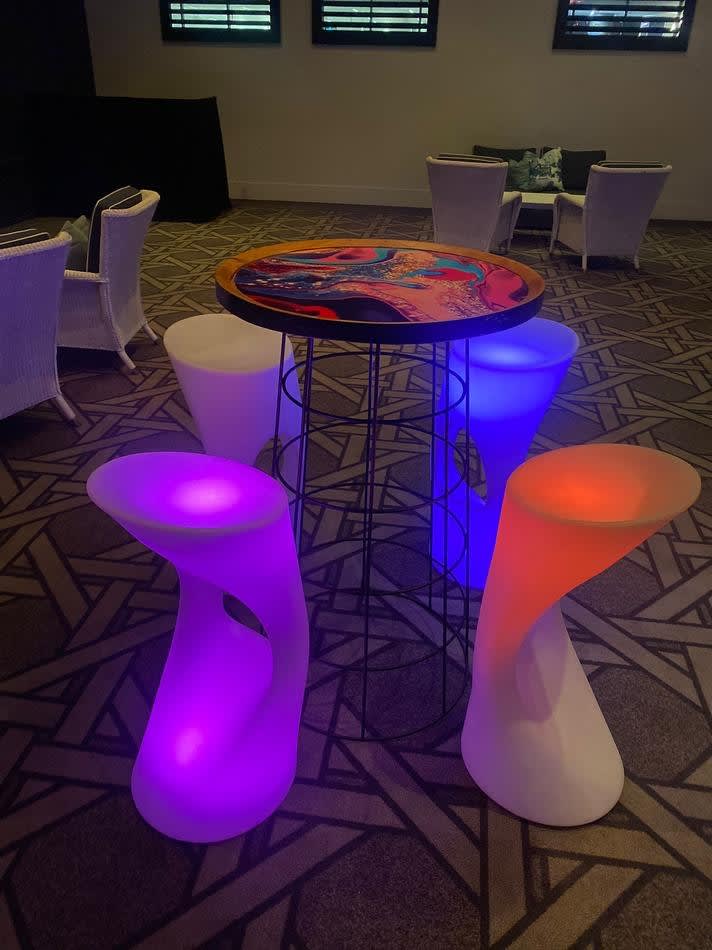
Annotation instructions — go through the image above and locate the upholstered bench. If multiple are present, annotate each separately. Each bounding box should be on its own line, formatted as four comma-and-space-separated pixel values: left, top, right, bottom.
472, 145, 607, 230
520, 192, 558, 210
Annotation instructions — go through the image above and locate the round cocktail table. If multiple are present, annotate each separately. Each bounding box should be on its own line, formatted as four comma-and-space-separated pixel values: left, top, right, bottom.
216, 239, 545, 739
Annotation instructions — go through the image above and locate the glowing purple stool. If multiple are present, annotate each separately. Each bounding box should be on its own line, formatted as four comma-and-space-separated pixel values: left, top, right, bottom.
87, 452, 309, 842
433, 318, 579, 588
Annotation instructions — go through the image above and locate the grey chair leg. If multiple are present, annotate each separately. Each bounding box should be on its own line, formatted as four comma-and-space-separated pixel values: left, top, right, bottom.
582, 254, 588, 272
634, 255, 640, 271
144, 322, 160, 343
118, 348, 137, 372
53, 394, 77, 424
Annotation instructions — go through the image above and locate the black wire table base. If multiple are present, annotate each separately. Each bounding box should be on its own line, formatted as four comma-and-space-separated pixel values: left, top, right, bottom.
272, 338, 473, 741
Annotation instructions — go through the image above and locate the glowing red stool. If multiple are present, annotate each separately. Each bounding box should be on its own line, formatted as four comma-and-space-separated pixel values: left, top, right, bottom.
462, 444, 700, 826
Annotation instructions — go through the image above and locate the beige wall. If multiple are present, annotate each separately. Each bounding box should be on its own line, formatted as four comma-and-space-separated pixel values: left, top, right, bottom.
85, 0, 710, 219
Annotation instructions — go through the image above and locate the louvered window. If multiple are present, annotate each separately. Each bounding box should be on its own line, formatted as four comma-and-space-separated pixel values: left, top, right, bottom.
160, 1, 281, 43
312, 1, 439, 46
553, 0, 696, 51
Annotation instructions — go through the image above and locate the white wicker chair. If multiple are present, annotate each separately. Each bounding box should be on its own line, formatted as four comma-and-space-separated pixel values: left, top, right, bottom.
58, 189, 160, 370
426, 157, 522, 253
0, 233, 76, 423
550, 165, 672, 271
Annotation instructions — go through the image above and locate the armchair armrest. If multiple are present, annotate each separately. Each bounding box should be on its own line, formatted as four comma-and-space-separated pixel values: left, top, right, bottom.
59, 268, 111, 350
554, 193, 585, 211
495, 192, 523, 253
550, 193, 586, 259
64, 269, 108, 283
501, 191, 522, 207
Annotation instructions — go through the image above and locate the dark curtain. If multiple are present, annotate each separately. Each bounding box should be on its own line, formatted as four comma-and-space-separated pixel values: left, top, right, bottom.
0, 0, 95, 224
14, 95, 231, 223
1, 5, 230, 225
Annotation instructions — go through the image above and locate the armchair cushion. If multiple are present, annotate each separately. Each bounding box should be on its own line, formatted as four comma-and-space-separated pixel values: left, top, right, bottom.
0, 228, 50, 250
60, 214, 90, 270
598, 162, 666, 169
86, 185, 141, 272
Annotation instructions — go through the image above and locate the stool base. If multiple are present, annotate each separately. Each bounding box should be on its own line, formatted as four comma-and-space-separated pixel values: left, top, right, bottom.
131, 575, 299, 843
462, 604, 624, 826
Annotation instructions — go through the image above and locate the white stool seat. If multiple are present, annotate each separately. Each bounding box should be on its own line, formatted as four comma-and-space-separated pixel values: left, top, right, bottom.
165, 312, 288, 373
164, 313, 302, 485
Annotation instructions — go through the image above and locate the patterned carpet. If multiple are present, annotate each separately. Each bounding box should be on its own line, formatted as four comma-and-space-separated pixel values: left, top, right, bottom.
1, 202, 711, 949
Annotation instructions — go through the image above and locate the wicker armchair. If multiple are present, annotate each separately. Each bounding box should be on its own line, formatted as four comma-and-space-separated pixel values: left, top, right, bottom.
426, 157, 522, 253
0, 233, 76, 423
550, 165, 672, 271
58, 190, 160, 370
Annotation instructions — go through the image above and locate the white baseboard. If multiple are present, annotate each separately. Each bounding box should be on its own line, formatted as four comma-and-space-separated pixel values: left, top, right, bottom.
653, 200, 712, 222
229, 179, 431, 208
229, 179, 710, 221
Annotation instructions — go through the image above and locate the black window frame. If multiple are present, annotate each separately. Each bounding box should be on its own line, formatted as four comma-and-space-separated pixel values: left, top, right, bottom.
553, 0, 696, 52
160, 0, 281, 44
312, 1, 439, 47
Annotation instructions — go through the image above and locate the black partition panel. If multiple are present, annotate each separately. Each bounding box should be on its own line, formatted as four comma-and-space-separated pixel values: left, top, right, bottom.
0, 0, 96, 226
2, 95, 231, 225
0, 0, 95, 97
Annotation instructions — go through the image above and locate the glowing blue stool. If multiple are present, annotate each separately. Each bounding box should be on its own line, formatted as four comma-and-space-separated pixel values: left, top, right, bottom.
433, 318, 579, 588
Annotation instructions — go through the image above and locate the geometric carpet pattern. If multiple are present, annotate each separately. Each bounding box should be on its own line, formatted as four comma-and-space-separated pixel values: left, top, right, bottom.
0, 203, 711, 949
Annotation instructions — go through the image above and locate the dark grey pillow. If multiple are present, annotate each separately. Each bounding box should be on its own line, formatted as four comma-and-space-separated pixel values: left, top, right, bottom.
0, 228, 50, 250
561, 150, 607, 191
86, 186, 142, 273
61, 215, 90, 270
473, 146, 537, 188
473, 145, 535, 163
437, 153, 504, 163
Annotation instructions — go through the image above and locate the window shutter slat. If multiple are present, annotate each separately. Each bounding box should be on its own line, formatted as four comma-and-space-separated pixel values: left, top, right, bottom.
161, 0, 281, 42
553, 0, 695, 50
313, 1, 439, 46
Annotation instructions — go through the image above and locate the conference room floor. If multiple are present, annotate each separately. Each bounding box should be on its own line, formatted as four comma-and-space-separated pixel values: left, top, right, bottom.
1, 203, 711, 949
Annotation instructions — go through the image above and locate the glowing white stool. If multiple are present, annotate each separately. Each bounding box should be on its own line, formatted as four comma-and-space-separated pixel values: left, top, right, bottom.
87, 451, 309, 842
462, 444, 700, 826
164, 313, 301, 477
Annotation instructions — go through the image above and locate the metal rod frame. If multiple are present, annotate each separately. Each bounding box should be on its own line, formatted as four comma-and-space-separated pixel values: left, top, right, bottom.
276, 339, 471, 741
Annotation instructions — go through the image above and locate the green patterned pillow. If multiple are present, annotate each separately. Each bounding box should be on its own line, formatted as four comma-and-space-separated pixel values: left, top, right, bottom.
507, 152, 536, 190
60, 215, 91, 270
508, 148, 563, 192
